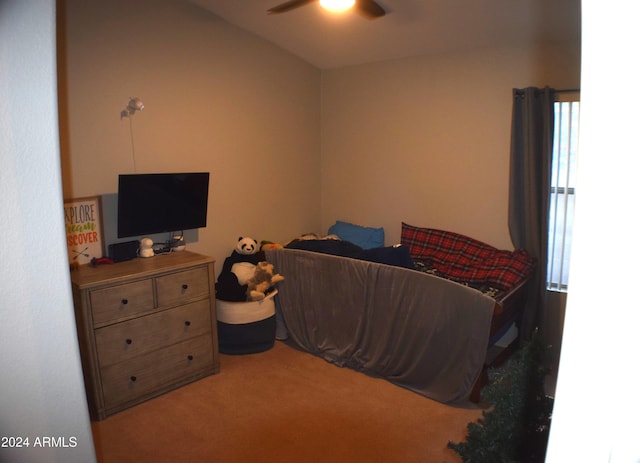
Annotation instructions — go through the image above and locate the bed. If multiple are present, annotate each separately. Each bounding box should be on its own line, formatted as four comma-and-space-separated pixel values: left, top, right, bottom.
265, 222, 535, 403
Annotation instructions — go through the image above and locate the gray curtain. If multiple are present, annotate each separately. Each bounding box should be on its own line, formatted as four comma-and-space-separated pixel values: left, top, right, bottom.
508, 87, 556, 339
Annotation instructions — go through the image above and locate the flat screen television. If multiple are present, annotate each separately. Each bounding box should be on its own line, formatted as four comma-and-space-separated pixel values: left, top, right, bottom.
117, 172, 210, 238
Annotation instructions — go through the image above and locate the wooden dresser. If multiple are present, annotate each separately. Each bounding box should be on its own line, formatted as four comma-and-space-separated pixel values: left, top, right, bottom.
70, 251, 219, 420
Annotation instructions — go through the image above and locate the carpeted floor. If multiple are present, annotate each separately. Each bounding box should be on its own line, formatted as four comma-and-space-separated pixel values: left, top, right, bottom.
91, 341, 482, 462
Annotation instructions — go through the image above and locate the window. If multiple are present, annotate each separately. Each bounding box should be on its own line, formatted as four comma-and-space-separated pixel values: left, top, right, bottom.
547, 100, 580, 292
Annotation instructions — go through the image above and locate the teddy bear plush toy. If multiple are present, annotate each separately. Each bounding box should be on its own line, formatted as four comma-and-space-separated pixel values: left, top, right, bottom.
215, 237, 265, 302
246, 261, 285, 301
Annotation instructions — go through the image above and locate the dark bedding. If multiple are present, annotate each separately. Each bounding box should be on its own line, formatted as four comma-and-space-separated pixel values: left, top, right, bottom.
285, 238, 521, 301
285, 239, 415, 269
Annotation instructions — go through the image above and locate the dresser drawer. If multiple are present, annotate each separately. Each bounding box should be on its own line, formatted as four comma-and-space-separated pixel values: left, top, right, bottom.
95, 299, 212, 367
156, 266, 210, 308
101, 334, 214, 410
91, 279, 154, 326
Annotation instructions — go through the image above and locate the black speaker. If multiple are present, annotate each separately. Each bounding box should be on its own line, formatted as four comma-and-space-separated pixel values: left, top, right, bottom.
108, 240, 139, 262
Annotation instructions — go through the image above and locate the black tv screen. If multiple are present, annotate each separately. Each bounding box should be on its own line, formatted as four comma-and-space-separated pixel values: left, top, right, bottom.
117, 172, 209, 238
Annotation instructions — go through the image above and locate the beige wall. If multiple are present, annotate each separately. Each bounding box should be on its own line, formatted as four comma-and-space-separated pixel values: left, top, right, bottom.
318, 43, 579, 371
320, 42, 581, 249
548, 1, 640, 459
59, 0, 321, 268
2, 1, 96, 461
59, 1, 580, 264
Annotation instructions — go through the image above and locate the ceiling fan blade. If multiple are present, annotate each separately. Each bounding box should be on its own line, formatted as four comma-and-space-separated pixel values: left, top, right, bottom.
356, 0, 386, 18
267, 0, 316, 14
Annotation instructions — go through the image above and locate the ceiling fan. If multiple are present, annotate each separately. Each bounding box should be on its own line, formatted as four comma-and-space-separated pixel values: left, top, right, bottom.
267, 0, 386, 19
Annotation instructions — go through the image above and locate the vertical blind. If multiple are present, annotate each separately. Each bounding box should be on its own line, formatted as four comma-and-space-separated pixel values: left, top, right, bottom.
547, 101, 580, 291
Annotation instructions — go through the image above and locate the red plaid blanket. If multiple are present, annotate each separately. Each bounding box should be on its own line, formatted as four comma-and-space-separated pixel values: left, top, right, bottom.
401, 223, 535, 291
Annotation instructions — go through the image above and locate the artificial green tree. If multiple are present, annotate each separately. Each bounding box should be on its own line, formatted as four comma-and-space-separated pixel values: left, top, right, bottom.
448, 330, 554, 463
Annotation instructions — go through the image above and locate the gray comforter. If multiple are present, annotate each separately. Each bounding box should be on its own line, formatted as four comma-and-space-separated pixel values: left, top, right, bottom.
266, 248, 496, 403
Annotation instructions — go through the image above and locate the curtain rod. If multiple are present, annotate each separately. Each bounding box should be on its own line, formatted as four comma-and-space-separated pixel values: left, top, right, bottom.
514, 87, 580, 96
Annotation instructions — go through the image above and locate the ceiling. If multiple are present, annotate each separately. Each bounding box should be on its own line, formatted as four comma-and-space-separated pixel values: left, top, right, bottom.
188, 0, 581, 69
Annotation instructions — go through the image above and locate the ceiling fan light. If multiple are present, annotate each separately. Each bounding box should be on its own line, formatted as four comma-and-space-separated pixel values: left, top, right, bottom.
319, 0, 355, 12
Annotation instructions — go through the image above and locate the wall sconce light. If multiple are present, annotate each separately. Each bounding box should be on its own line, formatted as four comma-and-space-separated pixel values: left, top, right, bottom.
120, 97, 145, 119
121, 96, 145, 172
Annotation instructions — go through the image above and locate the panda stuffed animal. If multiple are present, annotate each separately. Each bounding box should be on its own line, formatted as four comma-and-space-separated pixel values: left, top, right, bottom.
215, 237, 265, 302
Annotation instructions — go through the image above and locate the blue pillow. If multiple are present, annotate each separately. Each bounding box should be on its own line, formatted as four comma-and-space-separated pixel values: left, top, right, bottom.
328, 221, 384, 249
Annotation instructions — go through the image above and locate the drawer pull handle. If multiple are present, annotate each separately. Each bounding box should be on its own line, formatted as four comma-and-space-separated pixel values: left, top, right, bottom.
125, 338, 133, 345
187, 355, 194, 361
182, 284, 189, 291
130, 375, 137, 382
184, 320, 191, 327
121, 298, 129, 305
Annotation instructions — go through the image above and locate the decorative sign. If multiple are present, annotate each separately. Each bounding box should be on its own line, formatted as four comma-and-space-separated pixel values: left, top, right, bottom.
64, 196, 105, 266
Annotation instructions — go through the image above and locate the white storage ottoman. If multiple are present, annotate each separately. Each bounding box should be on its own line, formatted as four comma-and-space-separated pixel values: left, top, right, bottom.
216, 291, 277, 354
